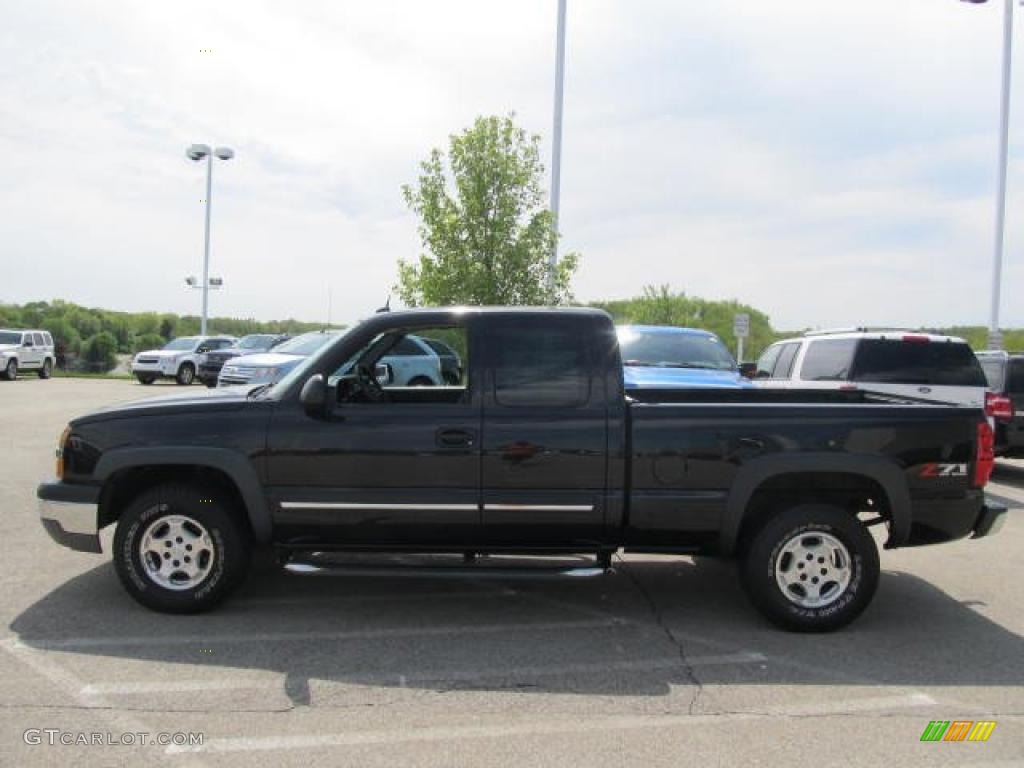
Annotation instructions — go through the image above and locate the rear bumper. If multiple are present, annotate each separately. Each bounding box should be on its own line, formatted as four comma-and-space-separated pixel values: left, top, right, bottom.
971, 500, 1008, 539
37, 481, 101, 553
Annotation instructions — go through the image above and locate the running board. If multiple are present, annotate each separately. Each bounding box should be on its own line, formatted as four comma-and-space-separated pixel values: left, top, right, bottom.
282, 555, 613, 580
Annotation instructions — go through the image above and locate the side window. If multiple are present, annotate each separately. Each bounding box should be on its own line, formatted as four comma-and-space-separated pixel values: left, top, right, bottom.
755, 345, 782, 379
799, 339, 858, 381
43, 333, 53, 346
492, 323, 589, 407
23, 334, 33, 347
772, 343, 800, 379
1008, 360, 1024, 396
33, 333, 45, 346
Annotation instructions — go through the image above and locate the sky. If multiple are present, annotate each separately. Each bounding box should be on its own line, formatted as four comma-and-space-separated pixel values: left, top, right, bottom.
1, 0, 1023, 331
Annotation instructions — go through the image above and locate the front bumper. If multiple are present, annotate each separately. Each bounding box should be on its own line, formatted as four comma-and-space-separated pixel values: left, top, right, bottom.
37, 481, 102, 553
132, 359, 178, 376
972, 500, 1008, 539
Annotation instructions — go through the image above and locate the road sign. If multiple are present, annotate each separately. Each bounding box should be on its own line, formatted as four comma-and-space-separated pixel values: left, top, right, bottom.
733, 313, 750, 339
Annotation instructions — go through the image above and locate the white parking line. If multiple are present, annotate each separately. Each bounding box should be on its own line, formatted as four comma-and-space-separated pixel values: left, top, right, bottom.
1, 639, 211, 768
81, 679, 281, 696
19, 617, 627, 651
166, 691, 935, 755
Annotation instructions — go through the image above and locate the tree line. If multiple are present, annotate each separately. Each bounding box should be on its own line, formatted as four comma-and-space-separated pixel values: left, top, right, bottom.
0, 300, 325, 372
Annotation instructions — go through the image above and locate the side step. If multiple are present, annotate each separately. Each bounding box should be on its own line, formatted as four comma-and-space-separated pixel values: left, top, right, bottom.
282, 552, 615, 580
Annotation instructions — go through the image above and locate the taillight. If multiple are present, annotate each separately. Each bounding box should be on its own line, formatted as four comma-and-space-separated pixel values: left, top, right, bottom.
901, 334, 930, 344
55, 425, 71, 479
974, 420, 995, 488
985, 391, 1013, 421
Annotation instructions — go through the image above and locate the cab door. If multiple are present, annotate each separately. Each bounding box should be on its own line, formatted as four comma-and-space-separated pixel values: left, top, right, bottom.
478, 316, 608, 547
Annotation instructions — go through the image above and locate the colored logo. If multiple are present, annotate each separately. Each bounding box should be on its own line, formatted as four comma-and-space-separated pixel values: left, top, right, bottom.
920, 721, 996, 742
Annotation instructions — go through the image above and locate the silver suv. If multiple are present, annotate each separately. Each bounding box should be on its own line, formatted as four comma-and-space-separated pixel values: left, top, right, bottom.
0, 329, 55, 380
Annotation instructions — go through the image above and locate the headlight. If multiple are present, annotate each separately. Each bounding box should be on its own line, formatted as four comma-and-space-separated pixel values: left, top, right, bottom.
248, 367, 281, 383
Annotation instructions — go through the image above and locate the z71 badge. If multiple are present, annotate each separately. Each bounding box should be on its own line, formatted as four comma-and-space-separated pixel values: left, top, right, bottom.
920, 463, 968, 478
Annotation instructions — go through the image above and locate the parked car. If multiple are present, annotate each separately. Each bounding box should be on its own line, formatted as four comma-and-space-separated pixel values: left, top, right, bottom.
132, 335, 236, 385
976, 350, 1024, 457
419, 336, 463, 385
198, 333, 290, 387
218, 331, 341, 387
0, 329, 55, 380
754, 330, 988, 410
617, 325, 752, 389
38, 307, 1003, 632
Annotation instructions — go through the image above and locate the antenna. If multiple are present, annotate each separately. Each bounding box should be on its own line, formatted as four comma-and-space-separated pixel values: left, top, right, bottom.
326, 287, 332, 330
376, 296, 391, 314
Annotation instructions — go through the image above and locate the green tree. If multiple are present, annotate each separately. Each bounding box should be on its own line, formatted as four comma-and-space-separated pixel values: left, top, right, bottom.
134, 333, 166, 353
80, 331, 119, 373
398, 114, 578, 307
42, 317, 81, 354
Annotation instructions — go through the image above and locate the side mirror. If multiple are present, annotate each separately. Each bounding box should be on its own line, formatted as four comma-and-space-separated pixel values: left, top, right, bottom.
738, 362, 757, 379
299, 373, 327, 416
375, 362, 392, 385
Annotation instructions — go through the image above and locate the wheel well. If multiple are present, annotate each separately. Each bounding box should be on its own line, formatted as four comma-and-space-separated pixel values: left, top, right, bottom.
737, 472, 891, 547
99, 465, 249, 532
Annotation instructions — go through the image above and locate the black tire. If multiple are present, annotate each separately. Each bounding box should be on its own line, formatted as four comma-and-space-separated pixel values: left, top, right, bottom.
37, 359, 52, 379
135, 374, 156, 385
113, 483, 251, 614
175, 362, 195, 385
739, 504, 879, 633
443, 371, 460, 385
204, 378, 218, 388
408, 376, 434, 387
1, 359, 16, 380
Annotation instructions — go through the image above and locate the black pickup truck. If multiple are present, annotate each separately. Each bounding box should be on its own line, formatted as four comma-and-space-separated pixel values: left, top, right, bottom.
38, 308, 1006, 631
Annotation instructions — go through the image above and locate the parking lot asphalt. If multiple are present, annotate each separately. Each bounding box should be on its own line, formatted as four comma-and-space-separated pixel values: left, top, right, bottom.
1, 378, 1022, 767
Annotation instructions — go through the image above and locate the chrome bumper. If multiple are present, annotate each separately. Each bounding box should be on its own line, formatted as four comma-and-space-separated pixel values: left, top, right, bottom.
37, 481, 101, 553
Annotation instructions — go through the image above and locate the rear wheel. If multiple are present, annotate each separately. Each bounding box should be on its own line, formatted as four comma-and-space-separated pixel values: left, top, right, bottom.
740, 504, 879, 632
175, 362, 195, 385
1, 359, 16, 380
113, 483, 251, 613
37, 359, 52, 379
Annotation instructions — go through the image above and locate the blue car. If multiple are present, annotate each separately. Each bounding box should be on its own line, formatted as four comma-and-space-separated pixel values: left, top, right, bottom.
617, 325, 752, 390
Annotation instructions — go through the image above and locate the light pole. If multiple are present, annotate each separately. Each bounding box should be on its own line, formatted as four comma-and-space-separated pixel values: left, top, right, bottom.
964, 0, 1013, 349
186, 143, 234, 335
549, 0, 567, 294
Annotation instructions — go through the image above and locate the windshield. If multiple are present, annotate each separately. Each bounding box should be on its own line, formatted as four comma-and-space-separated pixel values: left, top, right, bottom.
0, 331, 22, 345
617, 327, 736, 370
163, 337, 198, 351
237, 334, 275, 350
273, 332, 338, 356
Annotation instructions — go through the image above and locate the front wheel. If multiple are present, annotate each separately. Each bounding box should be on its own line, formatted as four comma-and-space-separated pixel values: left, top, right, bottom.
113, 484, 251, 613
175, 363, 195, 385
135, 374, 156, 385
1, 359, 16, 380
739, 504, 879, 632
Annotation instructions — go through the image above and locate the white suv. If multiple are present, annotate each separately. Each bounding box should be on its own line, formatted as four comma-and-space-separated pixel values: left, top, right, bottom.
753, 329, 988, 409
0, 329, 55, 380
132, 335, 236, 385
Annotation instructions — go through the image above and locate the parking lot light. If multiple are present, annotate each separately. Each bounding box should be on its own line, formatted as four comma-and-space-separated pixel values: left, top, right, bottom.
187, 144, 234, 335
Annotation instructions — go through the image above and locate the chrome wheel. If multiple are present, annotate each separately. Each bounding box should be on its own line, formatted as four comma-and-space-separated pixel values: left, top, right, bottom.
138, 512, 216, 591
774, 531, 852, 609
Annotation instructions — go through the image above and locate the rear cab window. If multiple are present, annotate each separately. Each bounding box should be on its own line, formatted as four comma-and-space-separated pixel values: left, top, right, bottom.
490, 321, 590, 407
979, 357, 1007, 391
850, 339, 986, 387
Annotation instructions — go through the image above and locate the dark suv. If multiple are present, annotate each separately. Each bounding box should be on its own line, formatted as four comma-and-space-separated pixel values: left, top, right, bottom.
976, 350, 1024, 457
198, 333, 289, 387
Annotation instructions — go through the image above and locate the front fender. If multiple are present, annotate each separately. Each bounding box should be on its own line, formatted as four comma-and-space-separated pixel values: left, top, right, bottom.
94, 446, 271, 542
